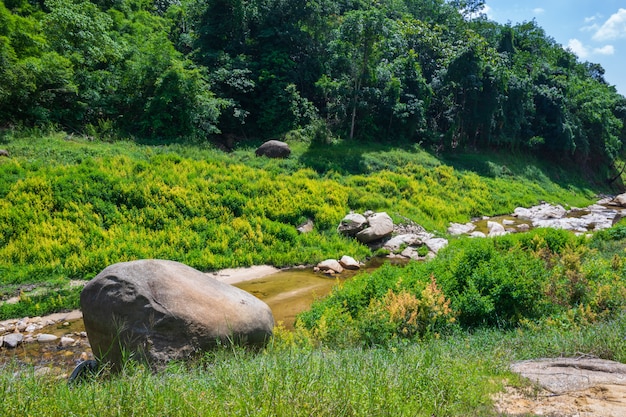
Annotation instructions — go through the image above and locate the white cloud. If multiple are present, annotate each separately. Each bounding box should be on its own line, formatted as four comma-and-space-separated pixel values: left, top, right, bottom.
581, 23, 600, 32
481, 4, 493, 19
584, 16, 597, 24
466, 4, 492, 20
593, 45, 615, 55
567, 38, 589, 59
593, 8, 626, 41
567, 39, 615, 59
533, 8, 545, 15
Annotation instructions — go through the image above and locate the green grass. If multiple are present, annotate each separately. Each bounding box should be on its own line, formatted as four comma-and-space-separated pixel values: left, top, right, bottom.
298, 226, 626, 346
1, 130, 625, 416
1, 313, 625, 416
0, 130, 614, 319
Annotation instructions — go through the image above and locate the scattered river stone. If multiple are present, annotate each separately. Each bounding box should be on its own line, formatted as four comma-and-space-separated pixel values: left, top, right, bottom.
316, 259, 344, 274
3, 333, 24, 348
447, 222, 475, 235
424, 237, 448, 254
37, 334, 58, 343
339, 255, 360, 270
60, 337, 75, 347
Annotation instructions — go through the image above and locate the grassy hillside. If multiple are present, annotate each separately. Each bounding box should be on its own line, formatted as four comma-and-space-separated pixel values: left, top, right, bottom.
1, 131, 625, 416
0, 130, 614, 318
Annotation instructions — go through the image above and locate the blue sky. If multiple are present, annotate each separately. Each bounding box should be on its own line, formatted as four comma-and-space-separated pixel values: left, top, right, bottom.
482, 1, 626, 97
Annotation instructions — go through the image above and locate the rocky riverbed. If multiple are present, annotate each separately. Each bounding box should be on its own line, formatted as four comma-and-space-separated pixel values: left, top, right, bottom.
448, 196, 626, 238
0, 265, 348, 375
0, 310, 92, 377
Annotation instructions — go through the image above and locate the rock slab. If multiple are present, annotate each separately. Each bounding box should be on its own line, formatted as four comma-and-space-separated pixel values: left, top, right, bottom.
511, 357, 626, 393
81, 259, 274, 369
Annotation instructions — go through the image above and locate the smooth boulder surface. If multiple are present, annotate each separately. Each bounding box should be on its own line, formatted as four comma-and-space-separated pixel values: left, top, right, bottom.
337, 213, 368, 236
339, 255, 360, 270
255, 140, 291, 158
355, 212, 394, 243
316, 259, 344, 274
81, 259, 274, 369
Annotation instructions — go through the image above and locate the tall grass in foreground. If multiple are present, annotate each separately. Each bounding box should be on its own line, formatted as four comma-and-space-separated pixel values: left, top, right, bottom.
2, 314, 625, 417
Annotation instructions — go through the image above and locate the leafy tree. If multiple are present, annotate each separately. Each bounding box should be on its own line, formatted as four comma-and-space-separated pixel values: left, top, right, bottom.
318, 8, 390, 139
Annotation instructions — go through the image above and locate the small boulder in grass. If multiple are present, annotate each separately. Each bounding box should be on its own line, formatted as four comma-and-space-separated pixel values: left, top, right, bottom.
3, 333, 24, 348
255, 140, 291, 158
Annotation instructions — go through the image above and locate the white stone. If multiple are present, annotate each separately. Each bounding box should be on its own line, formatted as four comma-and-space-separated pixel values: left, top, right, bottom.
425, 238, 448, 254
488, 221, 507, 237
447, 222, 475, 235
317, 259, 344, 274
400, 247, 422, 260
383, 234, 422, 251
613, 193, 626, 207
60, 337, 75, 347
339, 256, 360, 270
37, 334, 59, 343
3, 333, 23, 348
355, 212, 394, 243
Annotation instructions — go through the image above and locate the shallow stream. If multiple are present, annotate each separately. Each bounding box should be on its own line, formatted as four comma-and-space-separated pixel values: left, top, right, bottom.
0, 259, 396, 373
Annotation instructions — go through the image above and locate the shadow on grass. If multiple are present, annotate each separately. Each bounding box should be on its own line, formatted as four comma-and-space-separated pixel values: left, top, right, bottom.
298, 139, 440, 175
439, 148, 622, 195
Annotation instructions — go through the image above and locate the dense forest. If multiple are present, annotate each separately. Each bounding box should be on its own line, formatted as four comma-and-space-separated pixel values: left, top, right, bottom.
2, 0, 625, 174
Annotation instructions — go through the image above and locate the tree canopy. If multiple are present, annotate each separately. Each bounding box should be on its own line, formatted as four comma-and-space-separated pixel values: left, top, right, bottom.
1, 0, 625, 174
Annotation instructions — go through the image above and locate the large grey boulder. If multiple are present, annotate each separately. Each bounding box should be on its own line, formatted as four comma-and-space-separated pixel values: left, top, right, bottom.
81, 260, 274, 369
355, 212, 394, 243
255, 140, 291, 158
337, 213, 368, 236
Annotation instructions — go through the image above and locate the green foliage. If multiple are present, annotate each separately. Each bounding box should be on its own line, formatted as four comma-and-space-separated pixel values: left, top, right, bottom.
2, 0, 624, 176
0, 287, 81, 320
4, 313, 626, 416
0, 133, 615, 318
299, 227, 626, 345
